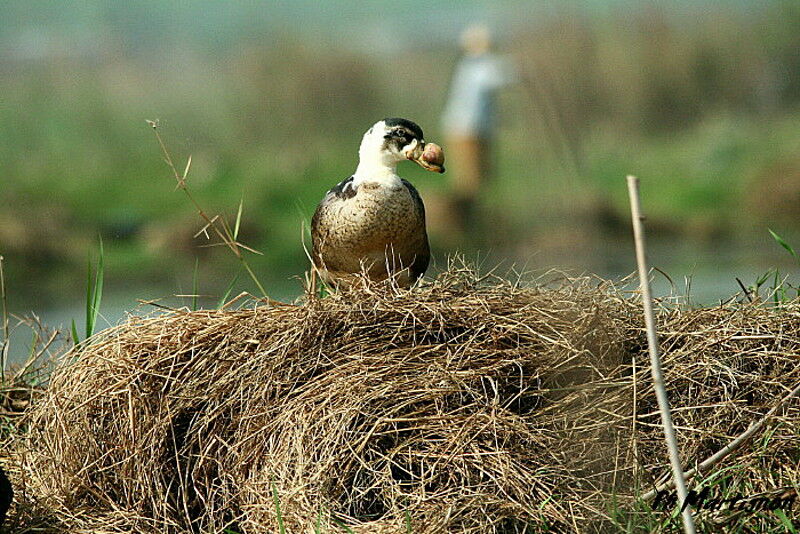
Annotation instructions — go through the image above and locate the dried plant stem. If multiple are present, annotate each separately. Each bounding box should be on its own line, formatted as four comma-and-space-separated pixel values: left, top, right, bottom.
627, 175, 695, 533
146, 120, 268, 298
630, 356, 639, 482
642, 378, 800, 501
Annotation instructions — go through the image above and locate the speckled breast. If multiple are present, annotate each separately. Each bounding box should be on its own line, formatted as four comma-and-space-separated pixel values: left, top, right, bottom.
316, 181, 426, 275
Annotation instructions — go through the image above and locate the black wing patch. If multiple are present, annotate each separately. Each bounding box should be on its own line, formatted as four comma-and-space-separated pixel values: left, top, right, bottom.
401, 178, 430, 280
328, 175, 357, 200
401, 178, 426, 220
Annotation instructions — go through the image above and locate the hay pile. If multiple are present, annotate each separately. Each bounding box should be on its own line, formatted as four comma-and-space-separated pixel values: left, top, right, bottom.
11, 267, 800, 533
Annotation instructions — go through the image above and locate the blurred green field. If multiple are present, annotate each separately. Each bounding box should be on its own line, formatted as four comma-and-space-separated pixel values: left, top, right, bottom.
2, 1, 800, 309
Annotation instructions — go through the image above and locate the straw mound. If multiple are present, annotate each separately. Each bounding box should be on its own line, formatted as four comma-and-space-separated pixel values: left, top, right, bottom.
15, 268, 800, 533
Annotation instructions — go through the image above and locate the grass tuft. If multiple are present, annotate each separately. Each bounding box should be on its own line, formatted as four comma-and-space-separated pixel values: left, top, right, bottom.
70, 238, 105, 346
7, 263, 800, 532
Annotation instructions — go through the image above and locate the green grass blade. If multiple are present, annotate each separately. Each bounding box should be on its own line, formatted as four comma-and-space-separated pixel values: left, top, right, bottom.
756, 270, 772, 287
71, 319, 80, 346
774, 509, 797, 533
218, 270, 241, 309
768, 228, 798, 259
271, 479, 286, 534
84, 239, 104, 339
27, 329, 39, 360
86, 238, 104, 340
405, 509, 412, 533
330, 517, 355, 534
84, 251, 92, 340
93, 238, 104, 330
314, 507, 323, 534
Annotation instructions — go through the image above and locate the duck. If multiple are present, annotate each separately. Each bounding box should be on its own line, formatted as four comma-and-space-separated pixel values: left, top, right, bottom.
311, 118, 445, 288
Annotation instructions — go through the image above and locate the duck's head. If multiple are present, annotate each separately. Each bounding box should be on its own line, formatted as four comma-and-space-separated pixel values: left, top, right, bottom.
357, 118, 445, 174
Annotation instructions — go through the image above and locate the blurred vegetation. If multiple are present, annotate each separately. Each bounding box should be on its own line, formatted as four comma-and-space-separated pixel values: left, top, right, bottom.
1, 1, 800, 308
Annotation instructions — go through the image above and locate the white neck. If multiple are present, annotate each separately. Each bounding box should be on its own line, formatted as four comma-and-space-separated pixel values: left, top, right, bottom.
352, 131, 403, 185
354, 155, 398, 182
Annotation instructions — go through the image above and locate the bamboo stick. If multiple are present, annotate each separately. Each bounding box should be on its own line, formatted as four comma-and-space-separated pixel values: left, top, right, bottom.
627, 175, 696, 533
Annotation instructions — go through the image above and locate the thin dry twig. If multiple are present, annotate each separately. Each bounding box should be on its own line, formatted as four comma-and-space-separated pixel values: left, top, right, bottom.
642, 378, 800, 501
146, 120, 268, 299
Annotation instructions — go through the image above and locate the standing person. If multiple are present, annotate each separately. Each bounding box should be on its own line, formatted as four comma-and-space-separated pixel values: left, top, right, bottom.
441, 24, 515, 233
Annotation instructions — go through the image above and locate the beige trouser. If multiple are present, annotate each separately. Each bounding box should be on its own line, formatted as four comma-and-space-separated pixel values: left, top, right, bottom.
445, 135, 492, 231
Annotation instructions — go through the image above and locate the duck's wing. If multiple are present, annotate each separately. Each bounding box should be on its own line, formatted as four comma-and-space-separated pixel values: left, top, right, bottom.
311, 176, 356, 266
401, 178, 425, 219
401, 178, 430, 281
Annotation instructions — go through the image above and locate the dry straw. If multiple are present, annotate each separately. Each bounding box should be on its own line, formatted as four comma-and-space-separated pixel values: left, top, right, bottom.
8, 262, 800, 533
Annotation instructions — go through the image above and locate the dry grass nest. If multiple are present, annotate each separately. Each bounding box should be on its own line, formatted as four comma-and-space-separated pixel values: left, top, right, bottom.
8, 266, 800, 533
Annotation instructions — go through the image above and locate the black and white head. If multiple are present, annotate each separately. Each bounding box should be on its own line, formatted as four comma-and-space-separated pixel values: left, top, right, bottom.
357, 118, 445, 174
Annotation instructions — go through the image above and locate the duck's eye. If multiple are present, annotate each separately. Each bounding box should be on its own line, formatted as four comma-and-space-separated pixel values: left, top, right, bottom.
395, 129, 407, 138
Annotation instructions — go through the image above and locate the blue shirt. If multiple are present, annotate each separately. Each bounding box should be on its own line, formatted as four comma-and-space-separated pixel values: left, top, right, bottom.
441, 53, 515, 138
